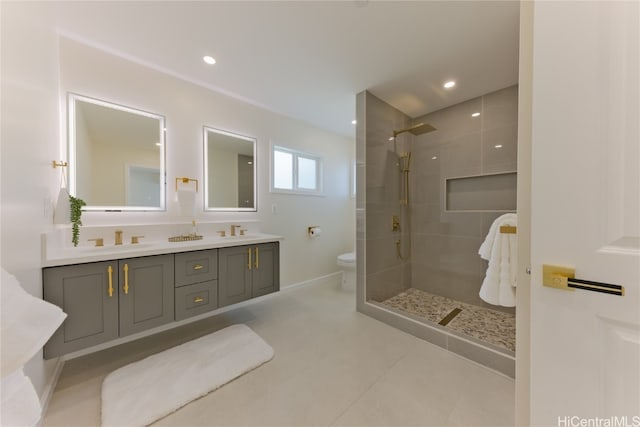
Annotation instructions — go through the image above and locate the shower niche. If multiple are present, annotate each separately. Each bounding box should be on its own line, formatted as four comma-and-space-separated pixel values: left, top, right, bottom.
445, 171, 517, 212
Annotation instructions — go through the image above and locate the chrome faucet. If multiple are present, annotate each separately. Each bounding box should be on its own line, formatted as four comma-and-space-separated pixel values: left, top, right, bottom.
115, 230, 123, 245
230, 225, 242, 237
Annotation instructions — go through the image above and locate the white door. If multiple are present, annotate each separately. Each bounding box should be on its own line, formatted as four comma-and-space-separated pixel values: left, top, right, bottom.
529, 1, 639, 425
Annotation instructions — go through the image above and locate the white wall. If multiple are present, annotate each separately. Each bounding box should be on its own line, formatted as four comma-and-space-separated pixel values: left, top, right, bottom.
1, 2, 66, 406
1, 5, 355, 404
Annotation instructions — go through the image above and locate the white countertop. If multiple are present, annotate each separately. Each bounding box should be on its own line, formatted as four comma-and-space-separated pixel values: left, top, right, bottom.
43, 233, 283, 267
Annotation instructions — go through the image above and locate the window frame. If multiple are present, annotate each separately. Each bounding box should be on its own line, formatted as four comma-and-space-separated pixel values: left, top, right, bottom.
270, 144, 324, 196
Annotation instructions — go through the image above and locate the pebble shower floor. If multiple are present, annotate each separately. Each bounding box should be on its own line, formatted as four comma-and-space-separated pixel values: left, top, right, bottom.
382, 288, 515, 353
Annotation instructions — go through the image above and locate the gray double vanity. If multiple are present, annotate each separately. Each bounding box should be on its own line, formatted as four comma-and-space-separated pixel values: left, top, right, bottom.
42, 230, 281, 358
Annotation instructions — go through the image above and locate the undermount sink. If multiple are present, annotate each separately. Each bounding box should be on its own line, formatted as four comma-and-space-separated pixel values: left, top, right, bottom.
217, 234, 256, 240
74, 243, 154, 252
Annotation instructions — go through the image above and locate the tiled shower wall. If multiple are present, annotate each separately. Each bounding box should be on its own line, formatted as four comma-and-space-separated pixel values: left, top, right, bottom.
363, 92, 413, 302
410, 85, 518, 313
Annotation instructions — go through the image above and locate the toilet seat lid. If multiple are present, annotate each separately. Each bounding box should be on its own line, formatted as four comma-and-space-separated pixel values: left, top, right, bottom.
338, 252, 355, 263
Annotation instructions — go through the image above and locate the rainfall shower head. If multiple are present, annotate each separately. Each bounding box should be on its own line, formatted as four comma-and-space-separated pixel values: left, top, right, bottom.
392, 122, 437, 138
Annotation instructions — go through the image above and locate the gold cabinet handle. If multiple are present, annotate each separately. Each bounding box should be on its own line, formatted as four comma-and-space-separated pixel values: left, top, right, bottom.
247, 248, 252, 270
123, 263, 129, 295
107, 265, 114, 297
193, 264, 204, 270
254, 247, 259, 269
194, 296, 204, 303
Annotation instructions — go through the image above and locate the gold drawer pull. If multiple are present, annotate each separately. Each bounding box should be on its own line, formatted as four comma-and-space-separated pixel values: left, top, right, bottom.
193, 264, 204, 270
247, 248, 252, 270
107, 265, 114, 297
194, 296, 204, 303
123, 263, 129, 295
254, 247, 259, 269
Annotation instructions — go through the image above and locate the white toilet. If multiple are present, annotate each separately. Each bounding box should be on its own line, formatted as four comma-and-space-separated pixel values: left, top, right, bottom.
337, 252, 356, 291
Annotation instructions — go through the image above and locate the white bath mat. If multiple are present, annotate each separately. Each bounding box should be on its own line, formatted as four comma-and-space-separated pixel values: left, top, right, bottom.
101, 324, 274, 427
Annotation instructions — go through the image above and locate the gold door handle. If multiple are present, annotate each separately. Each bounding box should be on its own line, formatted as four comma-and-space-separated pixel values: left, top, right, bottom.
193, 264, 204, 270
123, 263, 129, 295
194, 296, 204, 303
254, 247, 259, 269
247, 248, 252, 270
543, 264, 624, 296
107, 265, 114, 297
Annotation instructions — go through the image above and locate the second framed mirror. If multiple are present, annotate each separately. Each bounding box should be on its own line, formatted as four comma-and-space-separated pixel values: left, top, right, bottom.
204, 127, 256, 211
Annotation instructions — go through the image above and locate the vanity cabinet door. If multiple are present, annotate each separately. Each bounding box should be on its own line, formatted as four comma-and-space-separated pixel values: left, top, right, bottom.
43, 261, 119, 359
218, 246, 252, 307
118, 254, 174, 337
252, 242, 280, 297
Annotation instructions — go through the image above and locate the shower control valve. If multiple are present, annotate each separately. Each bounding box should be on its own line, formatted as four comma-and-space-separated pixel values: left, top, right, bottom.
392, 215, 401, 231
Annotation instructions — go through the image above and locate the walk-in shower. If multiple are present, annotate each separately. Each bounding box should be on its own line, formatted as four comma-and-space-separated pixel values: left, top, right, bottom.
357, 86, 519, 377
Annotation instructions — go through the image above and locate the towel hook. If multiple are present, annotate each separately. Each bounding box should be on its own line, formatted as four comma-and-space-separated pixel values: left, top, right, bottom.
499, 225, 517, 234
175, 177, 198, 192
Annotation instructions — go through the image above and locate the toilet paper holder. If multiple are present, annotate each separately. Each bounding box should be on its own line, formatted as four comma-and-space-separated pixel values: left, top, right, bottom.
308, 226, 322, 237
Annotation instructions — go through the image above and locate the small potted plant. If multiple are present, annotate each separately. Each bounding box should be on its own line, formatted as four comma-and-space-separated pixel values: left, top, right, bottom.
69, 195, 86, 247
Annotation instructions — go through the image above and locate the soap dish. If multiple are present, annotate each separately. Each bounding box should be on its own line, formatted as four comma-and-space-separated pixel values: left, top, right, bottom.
168, 235, 203, 242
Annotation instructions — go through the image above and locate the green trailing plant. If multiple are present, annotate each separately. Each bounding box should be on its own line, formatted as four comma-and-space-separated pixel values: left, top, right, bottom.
69, 195, 87, 247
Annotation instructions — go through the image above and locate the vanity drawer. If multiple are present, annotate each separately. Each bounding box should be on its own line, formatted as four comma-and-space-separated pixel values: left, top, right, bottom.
175, 249, 218, 287
175, 280, 218, 321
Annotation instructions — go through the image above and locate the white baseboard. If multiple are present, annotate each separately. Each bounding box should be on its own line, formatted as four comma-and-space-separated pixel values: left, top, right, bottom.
37, 357, 65, 426
280, 271, 342, 292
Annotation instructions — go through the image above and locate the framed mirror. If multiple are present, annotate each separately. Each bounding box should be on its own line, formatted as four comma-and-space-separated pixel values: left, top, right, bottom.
68, 93, 166, 211
204, 127, 256, 211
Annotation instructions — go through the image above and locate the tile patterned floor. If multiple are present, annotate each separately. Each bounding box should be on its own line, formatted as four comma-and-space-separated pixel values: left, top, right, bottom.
42, 278, 514, 426
382, 288, 516, 353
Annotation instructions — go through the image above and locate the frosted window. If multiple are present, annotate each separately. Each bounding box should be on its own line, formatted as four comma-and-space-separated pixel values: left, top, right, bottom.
297, 157, 317, 190
273, 150, 293, 189
271, 145, 323, 195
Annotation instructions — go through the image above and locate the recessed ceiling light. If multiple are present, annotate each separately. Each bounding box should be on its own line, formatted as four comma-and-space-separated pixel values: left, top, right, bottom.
431, 156, 438, 160
494, 144, 503, 149
388, 137, 395, 141
155, 142, 162, 147
443, 80, 456, 89
351, 120, 357, 125
471, 112, 480, 117
203, 55, 216, 65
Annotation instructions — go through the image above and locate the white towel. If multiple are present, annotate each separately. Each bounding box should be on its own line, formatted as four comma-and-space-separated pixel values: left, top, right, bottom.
0, 369, 41, 427
53, 186, 70, 224
478, 213, 517, 307
177, 188, 196, 217
1, 268, 67, 377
